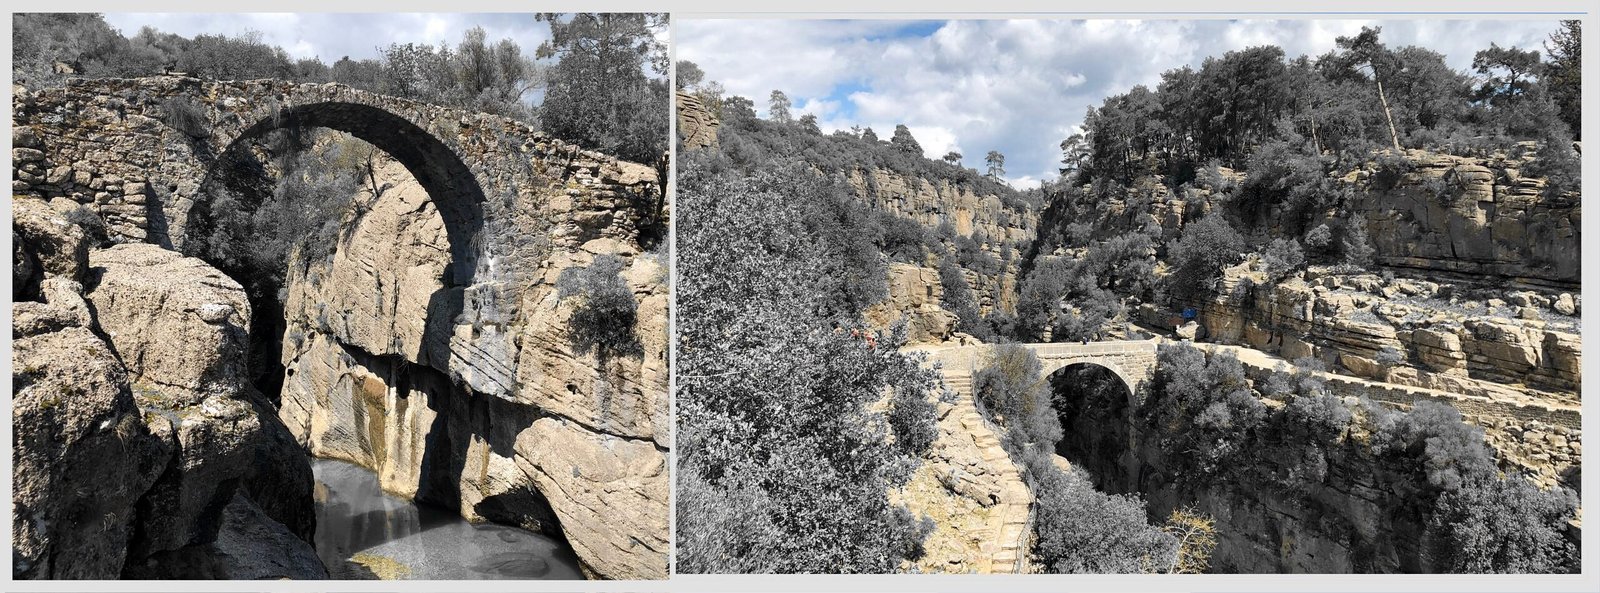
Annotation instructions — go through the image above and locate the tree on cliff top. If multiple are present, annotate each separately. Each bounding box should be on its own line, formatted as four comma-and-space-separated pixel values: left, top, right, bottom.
675, 59, 704, 90
1334, 26, 1402, 151
985, 150, 1006, 179
799, 113, 821, 135
536, 13, 670, 164
1543, 21, 1581, 139
767, 89, 793, 124
890, 124, 923, 156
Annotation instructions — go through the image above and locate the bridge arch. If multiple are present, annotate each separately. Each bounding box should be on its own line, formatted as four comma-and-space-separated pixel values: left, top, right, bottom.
1046, 361, 1141, 494
186, 98, 489, 286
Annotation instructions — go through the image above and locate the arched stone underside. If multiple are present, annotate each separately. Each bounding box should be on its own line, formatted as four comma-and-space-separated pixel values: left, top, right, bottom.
13, 76, 670, 579
211, 101, 488, 280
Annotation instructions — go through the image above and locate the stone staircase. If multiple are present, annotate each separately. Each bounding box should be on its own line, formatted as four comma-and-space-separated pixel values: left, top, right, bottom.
939, 369, 1033, 574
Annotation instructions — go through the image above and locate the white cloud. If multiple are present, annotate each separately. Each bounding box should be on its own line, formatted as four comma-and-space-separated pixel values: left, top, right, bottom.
679, 18, 1561, 185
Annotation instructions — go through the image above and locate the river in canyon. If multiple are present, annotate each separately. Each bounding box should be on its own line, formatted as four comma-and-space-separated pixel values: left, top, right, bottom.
311, 458, 584, 580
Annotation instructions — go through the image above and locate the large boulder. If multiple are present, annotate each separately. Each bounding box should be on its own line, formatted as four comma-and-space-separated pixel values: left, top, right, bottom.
121, 494, 327, 580
12, 196, 90, 294
513, 418, 669, 580
128, 396, 264, 557
85, 243, 252, 405
11, 326, 171, 579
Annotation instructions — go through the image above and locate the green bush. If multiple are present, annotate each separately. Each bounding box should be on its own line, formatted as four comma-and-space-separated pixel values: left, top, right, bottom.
1030, 458, 1177, 574
1162, 215, 1246, 306
557, 254, 639, 357
1425, 475, 1578, 573
1261, 238, 1305, 280
889, 385, 939, 457
675, 156, 940, 573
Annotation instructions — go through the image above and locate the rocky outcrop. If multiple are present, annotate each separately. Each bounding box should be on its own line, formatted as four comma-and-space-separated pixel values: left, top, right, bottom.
11, 325, 171, 579
277, 159, 669, 579
514, 417, 669, 580
12, 204, 318, 579
847, 169, 1036, 247
1195, 262, 1581, 412
864, 263, 959, 345
123, 493, 327, 580
86, 244, 252, 405
676, 90, 718, 151
1352, 150, 1580, 290
12, 196, 89, 297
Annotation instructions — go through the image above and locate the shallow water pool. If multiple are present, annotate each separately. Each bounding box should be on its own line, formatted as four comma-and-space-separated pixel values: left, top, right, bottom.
311, 458, 584, 580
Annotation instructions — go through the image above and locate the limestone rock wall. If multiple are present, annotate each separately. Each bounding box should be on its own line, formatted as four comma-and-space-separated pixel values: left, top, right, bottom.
847, 169, 1036, 247
1194, 263, 1581, 415
1350, 150, 1580, 290
276, 159, 669, 579
864, 263, 958, 344
845, 168, 1035, 338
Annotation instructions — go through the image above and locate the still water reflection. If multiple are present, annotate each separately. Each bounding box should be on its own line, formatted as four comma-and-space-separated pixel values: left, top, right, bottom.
312, 458, 584, 580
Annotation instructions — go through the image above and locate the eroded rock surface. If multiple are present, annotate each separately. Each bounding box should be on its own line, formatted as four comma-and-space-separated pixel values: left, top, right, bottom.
12, 207, 317, 579
278, 158, 670, 579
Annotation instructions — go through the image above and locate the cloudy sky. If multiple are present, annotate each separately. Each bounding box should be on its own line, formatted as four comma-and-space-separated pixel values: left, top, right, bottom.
678, 19, 1565, 189
103, 13, 549, 63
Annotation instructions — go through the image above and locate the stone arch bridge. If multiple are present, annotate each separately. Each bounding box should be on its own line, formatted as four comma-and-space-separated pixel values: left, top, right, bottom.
11, 75, 663, 283
919, 339, 1160, 401
908, 339, 1159, 574
12, 77, 672, 578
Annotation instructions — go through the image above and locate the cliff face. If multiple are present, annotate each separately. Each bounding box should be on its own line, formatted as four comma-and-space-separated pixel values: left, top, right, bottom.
845, 169, 1037, 247
1352, 150, 1579, 290
1124, 426, 1439, 574
1038, 150, 1578, 291
847, 168, 1034, 324
1186, 261, 1581, 491
277, 159, 670, 579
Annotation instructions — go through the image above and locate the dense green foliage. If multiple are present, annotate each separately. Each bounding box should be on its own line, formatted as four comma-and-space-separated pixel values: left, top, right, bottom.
535, 13, 670, 164
1073, 25, 1579, 186
1144, 343, 1579, 573
185, 131, 370, 301
675, 152, 942, 573
1541, 21, 1581, 140
1161, 215, 1245, 306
